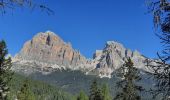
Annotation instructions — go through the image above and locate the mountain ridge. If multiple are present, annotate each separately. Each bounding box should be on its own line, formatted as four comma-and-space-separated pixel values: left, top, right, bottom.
12, 31, 151, 78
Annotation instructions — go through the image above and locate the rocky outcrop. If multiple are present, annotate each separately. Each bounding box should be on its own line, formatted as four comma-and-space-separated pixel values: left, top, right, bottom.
12, 31, 151, 78
13, 31, 88, 70
92, 41, 149, 77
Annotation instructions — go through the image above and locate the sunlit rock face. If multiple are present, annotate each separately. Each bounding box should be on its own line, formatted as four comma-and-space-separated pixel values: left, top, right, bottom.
91, 41, 149, 77
13, 31, 89, 71
13, 31, 151, 78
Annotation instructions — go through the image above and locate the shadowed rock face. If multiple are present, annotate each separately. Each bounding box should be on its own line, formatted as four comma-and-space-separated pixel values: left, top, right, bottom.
14, 31, 87, 68
13, 31, 151, 78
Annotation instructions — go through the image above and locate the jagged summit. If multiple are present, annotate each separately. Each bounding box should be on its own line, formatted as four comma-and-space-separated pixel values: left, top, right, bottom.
106, 41, 123, 46
35, 31, 60, 40
12, 31, 150, 78
32, 31, 64, 45
37, 31, 58, 36
13, 31, 87, 70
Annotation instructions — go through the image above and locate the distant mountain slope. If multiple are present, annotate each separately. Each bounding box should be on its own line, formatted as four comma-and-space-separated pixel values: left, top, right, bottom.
12, 31, 152, 78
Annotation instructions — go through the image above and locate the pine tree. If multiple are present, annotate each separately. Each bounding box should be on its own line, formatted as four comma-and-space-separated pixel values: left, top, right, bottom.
0, 40, 13, 100
77, 90, 88, 100
101, 84, 112, 100
89, 79, 103, 100
114, 58, 144, 100
17, 79, 35, 100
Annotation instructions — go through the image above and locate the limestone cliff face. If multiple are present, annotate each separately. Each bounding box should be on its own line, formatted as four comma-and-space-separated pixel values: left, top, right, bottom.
13, 31, 150, 78
92, 41, 149, 78
14, 31, 87, 70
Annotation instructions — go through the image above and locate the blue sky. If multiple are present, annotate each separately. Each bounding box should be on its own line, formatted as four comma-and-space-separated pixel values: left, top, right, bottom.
0, 0, 162, 58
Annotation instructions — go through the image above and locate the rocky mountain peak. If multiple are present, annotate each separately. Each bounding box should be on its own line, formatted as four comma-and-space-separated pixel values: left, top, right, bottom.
104, 41, 126, 58
106, 41, 124, 47
92, 41, 149, 77
13, 31, 87, 70
31, 31, 64, 46
12, 31, 151, 78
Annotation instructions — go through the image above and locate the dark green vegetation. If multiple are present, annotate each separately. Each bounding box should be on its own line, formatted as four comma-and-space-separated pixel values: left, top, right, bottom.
89, 79, 103, 100
77, 90, 88, 100
20, 69, 154, 100
8, 73, 75, 100
114, 58, 144, 100
7, 72, 115, 100
101, 84, 112, 100
0, 40, 13, 100
89, 80, 112, 100
28, 70, 117, 96
17, 79, 36, 100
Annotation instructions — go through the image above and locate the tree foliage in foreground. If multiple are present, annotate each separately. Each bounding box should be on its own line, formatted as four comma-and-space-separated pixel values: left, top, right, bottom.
0, 0, 54, 15
8, 73, 75, 100
77, 90, 88, 100
101, 84, 112, 100
147, 0, 170, 99
114, 58, 144, 100
0, 40, 13, 100
17, 79, 35, 100
89, 79, 103, 100
78, 83, 112, 100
